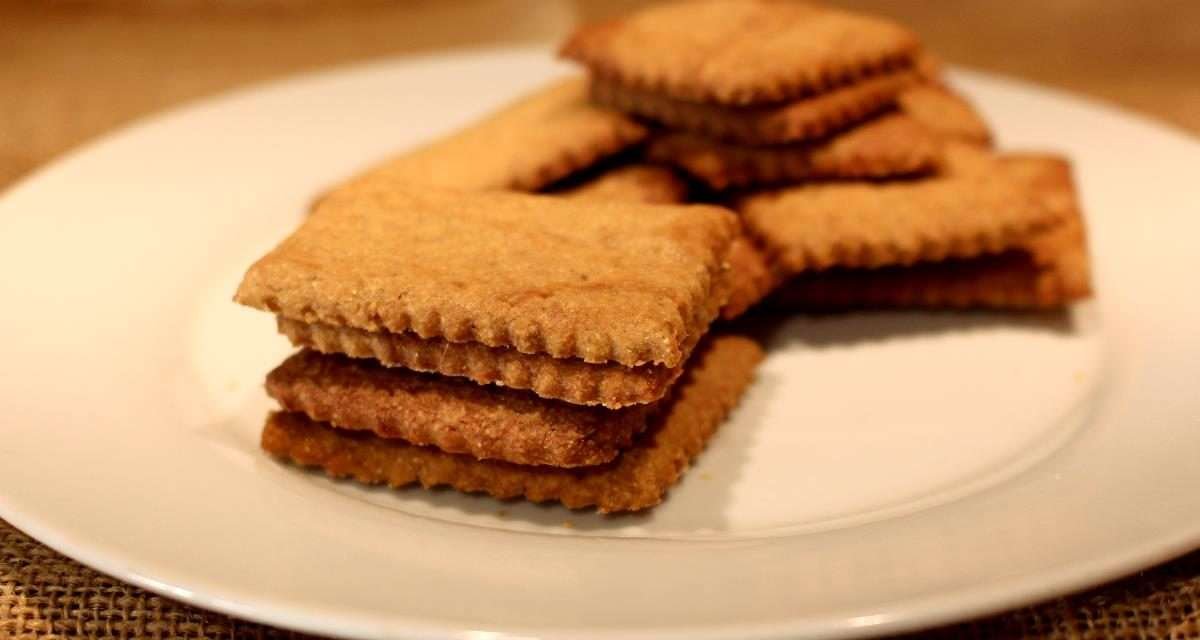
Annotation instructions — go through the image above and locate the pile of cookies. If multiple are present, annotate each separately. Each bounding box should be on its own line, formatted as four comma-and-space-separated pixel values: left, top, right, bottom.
236, 180, 766, 513
235, 0, 1092, 513
560, 0, 1090, 314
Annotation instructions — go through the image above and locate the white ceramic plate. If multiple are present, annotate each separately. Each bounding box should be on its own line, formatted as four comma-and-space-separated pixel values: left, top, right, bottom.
1, 47, 1198, 640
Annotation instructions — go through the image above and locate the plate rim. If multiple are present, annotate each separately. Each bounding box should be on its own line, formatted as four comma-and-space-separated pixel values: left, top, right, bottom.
4, 498, 1198, 640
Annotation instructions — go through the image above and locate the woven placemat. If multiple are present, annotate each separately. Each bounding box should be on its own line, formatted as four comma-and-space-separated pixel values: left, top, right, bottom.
2, 519, 1197, 639
2, 2, 1199, 639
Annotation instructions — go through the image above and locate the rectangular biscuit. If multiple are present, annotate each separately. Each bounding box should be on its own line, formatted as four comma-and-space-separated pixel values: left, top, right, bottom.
647, 112, 941, 190
266, 349, 652, 468
277, 316, 686, 409
561, 0, 921, 106
996, 153, 1092, 298
261, 334, 765, 513
737, 146, 1062, 274
771, 153, 1091, 309
294, 165, 693, 409
769, 222, 1089, 310
591, 68, 919, 146
996, 153, 1077, 217
898, 84, 992, 147
555, 163, 689, 204
236, 182, 739, 368
348, 77, 647, 192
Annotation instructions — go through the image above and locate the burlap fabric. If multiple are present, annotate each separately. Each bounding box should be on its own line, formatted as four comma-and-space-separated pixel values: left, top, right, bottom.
3, 2, 1198, 639
3, 521, 1198, 639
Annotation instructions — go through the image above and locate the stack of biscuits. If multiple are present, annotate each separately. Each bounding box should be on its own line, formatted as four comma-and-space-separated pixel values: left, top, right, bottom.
236, 182, 762, 513
235, 0, 1093, 514
561, 0, 1090, 314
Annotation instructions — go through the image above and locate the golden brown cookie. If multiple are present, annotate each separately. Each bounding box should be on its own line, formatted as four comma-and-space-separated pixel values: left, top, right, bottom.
277, 317, 685, 409
561, 0, 920, 106
591, 69, 919, 146
999, 153, 1092, 299
236, 182, 738, 368
265, 349, 652, 468
348, 77, 647, 192
646, 112, 941, 190
769, 224, 1089, 309
996, 152, 1077, 216
556, 164, 689, 204
898, 84, 992, 147
737, 148, 1061, 274
771, 154, 1091, 309
261, 334, 764, 513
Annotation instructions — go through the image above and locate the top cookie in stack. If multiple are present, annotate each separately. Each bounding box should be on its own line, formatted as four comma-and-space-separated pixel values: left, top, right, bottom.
563, 0, 921, 143
238, 182, 737, 411
562, 0, 990, 191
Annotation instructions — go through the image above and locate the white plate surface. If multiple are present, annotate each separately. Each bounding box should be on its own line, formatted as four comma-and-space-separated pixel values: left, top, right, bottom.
1, 47, 1198, 640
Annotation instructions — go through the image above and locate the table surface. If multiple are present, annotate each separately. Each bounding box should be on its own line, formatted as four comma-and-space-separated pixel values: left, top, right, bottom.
2, 2, 1198, 638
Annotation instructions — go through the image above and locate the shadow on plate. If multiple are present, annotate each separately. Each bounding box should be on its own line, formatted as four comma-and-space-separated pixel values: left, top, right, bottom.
729, 306, 1080, 352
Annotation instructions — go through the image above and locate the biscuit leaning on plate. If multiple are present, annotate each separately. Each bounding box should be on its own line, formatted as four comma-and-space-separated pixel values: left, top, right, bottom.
562, 0, 924, 144
771, 154, 1091, 309
346, 77, 648, 192
736, 145, 1064, 274
729, 149, 1092, 312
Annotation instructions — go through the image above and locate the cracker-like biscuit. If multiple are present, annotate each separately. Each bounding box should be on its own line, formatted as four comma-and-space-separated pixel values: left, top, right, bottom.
996, 153, 1076, 217
592, 69, 919, 146
771, 154, 1091, 309
561, 0, 920, 106
898, 84, 992, 147
998, 153, 1091, 297
349, 77, 647, 192
261, 334, 764, 513
266, 349, 653, 468
236, 183, 738, 368
647, 112, 940, 190
277, 242, 732, 409
769, 222, 1089, 309
277, 317, 683, 409
556, 164, 689, 204
737, 148, 1061, 274
721, 237, 781, 320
